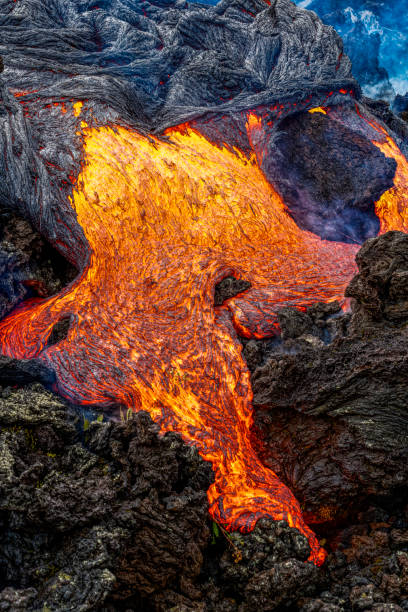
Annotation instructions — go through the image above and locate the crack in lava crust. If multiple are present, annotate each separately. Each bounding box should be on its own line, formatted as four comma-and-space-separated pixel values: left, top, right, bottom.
0, 115, 406, 566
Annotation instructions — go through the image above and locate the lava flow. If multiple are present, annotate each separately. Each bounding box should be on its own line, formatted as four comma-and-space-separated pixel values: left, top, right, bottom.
0, 109, 407, 566
371, 124, 408, 233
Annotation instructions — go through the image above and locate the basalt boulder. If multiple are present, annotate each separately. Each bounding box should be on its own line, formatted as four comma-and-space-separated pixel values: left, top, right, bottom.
255, 110, 396, 243
251, 231, 408, 524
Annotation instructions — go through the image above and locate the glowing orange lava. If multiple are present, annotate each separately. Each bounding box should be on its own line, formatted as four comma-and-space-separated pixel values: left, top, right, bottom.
371, 125, 408, 233
308, 107, 327, 115
0, 108, 407, 566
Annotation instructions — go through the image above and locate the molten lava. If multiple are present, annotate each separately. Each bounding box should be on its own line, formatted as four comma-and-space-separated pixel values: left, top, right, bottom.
371, 125, 408, 233
0, 107, 407, 567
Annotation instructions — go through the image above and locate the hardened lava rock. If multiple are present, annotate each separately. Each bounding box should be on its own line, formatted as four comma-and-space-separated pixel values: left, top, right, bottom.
0, 377, 324, 612
251, 231, 408, 524
0, 355, 55, 387
0, 212, 77, 319
0, 382, 212, 611
363, 96, 408, 144
346, 230, 408, 327
213, 518, 320, 611
259, 111, 396, 243
214, 276, 252, 306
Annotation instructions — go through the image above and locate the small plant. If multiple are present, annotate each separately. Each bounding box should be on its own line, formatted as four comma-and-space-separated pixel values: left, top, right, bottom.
24, 428, 38, 450
119, 407, 133, 422
211, 521, 243, 563
211, 520, 220, 545
83, 413, 104, 431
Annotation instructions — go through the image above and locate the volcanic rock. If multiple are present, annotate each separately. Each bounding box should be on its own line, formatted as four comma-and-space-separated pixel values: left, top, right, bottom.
0, 378, 326, 611
1, 375, 407, 610
214, 276, 251, 306
363, 96, 408, 144
255, 111, 396, 243
215, 518, 320, 611
0, 383, 212, 610
251, 231, 408, 523
0, 212, 77, 319
0, 355, 55, 387
346, 230, 408, 327
46, 317, 72, 347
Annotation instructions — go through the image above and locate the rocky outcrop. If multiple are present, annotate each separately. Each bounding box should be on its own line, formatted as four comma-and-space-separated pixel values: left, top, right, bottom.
251, 232, 408, 524
0, 351, 407, 610
0, 383, 213, 611
0, 212, 77, 319
0, 376, 321, 611
301, 500, 408, 611
0, 355, 55, 387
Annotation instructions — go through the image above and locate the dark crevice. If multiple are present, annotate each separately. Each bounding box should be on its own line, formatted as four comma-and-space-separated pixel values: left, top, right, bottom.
47, 317, 71, 347
0, 210, 78, 305
213, 276, 251, 306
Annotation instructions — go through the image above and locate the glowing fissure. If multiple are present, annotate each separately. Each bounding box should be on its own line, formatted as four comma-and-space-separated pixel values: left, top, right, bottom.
0, 108, 407, 567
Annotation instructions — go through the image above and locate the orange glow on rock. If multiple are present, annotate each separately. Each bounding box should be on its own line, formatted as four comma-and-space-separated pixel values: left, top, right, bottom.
73, 101, 83, 117
0, 109, 407, 568
308, 107, 327, 114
